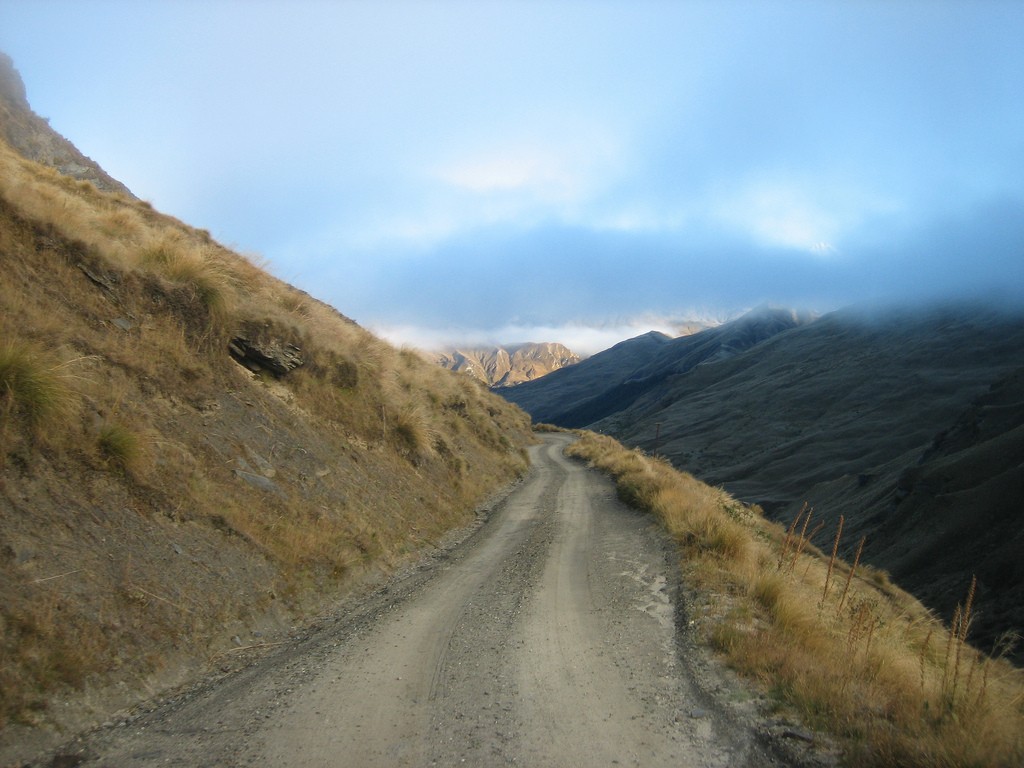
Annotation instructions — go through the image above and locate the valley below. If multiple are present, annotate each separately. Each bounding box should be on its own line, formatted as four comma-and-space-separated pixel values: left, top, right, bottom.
501, 306, 1024, 662
21, 435, 822, 768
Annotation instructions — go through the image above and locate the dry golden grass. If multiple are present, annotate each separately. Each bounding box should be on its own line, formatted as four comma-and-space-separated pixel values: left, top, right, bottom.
567, 431, 1024, 767
0, 135, 534, 732
137, 235, 237, 321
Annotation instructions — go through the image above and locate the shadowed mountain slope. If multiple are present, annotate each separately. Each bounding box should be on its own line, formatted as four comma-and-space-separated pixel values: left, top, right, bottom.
500, 307, 813, 427
858, 365, 1024, 655
502, 305, 1024, 660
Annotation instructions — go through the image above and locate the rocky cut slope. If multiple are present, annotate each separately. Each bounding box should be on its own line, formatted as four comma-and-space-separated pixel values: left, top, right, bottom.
501, 304, 1024, 661
0, 54, 532, 749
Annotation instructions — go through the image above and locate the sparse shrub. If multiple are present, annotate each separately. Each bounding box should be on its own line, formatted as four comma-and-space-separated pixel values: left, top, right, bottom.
1, 593, 109, 726
332, 359, 359, 389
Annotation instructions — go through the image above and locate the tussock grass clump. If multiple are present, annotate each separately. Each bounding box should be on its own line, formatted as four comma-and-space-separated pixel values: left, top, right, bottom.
532, 422, 566, 433
391, 405, 437, 461
138, 236, 236, 320
0, 340, 76, 430
567, 435, 753, 565
567, 430, 1024, 767
96, 420, 145, 474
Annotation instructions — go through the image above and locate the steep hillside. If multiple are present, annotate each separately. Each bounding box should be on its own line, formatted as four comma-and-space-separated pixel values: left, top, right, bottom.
434, 342, 580, 387
508, 305, 1024, 659
846, 364, 1024, 654
0, 53, 131, 196
0, 86, 532, 741
500, 306, 813, 426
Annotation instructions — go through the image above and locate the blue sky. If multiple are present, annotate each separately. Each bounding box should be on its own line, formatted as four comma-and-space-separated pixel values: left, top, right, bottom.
2, 1, 1023, 353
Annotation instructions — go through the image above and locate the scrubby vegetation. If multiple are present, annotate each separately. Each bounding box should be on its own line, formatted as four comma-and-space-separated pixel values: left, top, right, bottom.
567, 431, 1024, 767
0, 139, 532, 733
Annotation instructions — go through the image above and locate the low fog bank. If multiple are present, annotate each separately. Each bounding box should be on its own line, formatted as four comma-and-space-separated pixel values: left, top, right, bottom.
375, 293, 1024, 360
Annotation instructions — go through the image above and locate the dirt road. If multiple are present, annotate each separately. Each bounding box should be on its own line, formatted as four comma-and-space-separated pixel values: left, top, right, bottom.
32, 434, 803, 767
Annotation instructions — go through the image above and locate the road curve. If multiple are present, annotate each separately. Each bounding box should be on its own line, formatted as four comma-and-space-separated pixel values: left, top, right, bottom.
36, 434, 779, 767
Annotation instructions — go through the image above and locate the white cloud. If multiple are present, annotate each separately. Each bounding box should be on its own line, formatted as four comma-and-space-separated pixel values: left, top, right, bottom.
713, 179, 844, 255
372, 311, 731, 357
438, 148, 578, 198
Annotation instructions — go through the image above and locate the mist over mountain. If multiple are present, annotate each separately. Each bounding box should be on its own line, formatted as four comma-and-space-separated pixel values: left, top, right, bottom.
378, 310, 726, 361
501, 307, 814, 426
499, 304, 1024, 660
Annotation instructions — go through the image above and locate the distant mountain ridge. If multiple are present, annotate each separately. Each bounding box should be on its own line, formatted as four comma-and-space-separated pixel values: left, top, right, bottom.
434, 342, 581, 387
500, 306, 814, 426
498, 304, 1024, 661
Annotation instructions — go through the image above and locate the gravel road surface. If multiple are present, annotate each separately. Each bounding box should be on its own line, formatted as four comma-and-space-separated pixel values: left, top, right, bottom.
29, 434, 822, 767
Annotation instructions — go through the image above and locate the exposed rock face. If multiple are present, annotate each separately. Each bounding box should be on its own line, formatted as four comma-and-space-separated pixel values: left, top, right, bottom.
0, 51, 133, 196
228, 334, 304, 377
435, 342, 581, 387
0, 52, 28, 108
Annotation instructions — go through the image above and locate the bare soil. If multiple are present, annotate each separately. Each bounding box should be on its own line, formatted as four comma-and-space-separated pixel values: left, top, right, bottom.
18, 435, 835, 768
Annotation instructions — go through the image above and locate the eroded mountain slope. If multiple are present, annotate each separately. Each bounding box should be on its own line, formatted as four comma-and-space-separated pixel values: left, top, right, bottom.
434, 342, 580, 387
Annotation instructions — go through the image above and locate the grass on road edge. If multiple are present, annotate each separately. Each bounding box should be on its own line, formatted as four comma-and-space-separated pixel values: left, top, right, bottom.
566, 430, 1023, 767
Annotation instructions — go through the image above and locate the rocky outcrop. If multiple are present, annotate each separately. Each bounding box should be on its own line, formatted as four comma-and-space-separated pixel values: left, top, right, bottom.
435, 342, 581, 388
0, 52, 28, 109
0, 51, 133, 196
228, 334, 304, 377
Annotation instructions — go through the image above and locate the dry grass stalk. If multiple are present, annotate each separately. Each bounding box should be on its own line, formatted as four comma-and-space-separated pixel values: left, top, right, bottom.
919, 627, 933, 692
950, 574, 977, 706
788, 507, 819, 574
778, 502, 806, 569
836, 535, 865, 615
799, 521, 825, 579
820, 514, 844, 606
